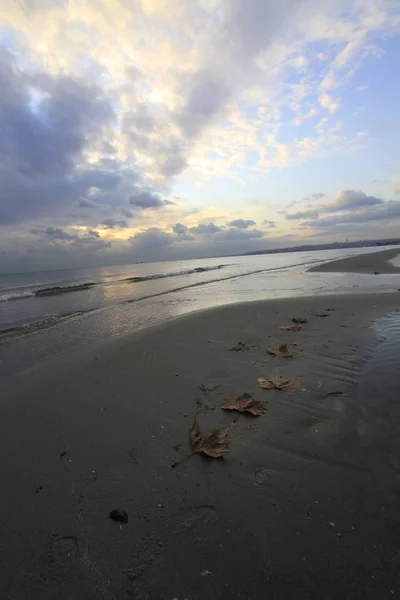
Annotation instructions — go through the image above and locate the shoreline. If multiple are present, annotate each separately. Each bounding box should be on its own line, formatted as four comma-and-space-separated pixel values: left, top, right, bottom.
1, 292, 400, 598
308, 247, 400, 274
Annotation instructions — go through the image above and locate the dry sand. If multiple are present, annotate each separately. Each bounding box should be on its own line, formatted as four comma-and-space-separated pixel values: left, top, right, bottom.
309, 247, 400, 274
1, 290, 400, 599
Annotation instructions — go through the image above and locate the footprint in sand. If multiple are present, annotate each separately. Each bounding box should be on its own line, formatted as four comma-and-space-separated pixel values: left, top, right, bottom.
254, 467, 268, 486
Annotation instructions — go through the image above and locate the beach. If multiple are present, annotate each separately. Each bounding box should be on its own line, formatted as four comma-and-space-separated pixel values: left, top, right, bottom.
1, 249, 400, 599
309, 247, 400, 274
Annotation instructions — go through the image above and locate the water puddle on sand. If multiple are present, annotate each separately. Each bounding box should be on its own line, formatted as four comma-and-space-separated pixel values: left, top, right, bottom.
356, 311, 400, 473
359, 311, 400, 407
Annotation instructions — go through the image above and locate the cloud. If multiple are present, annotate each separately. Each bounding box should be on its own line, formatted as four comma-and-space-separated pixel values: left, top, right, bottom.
31, 226, 77, 241
0, 47, 115, 225
305, 201, 400, 228
101, 219, 129, 229
173, 223, 188, 234
128, 189, 169, 209
263, 220, 276, 228
227, 219, 256, 228
319, 93, 340, 113
214, 227, 264, 241
130, 227, 176, 251
312, 193, 325, 200
190, 222, 223, 234
175, 0, 305, 140
78, 198, 97, 208
286, 209, 319, 220
121, 209, 134, 218
396, 184, 400, 194
324, 190, 385, 213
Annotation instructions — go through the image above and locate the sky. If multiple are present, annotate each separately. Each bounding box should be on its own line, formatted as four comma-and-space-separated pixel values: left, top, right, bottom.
0, 0, 399, 272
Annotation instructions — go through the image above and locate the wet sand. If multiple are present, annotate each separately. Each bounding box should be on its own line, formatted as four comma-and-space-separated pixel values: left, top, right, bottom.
1, 293, 400, 599
309, 247, 400, 274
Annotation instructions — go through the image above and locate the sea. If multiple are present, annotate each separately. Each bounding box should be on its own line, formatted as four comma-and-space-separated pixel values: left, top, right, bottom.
1, 246, 399, 380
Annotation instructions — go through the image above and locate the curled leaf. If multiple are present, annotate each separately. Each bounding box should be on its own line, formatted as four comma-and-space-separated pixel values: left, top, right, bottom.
189, 417, 229, 458
278, 324, 302, 332
267, 343, 294, 358
220, 393, 265, 416
257, 376, 300, 391
292, 317, 308, 324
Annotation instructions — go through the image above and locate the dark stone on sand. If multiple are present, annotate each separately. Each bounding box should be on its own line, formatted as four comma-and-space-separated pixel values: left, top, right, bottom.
194, 267, 206, 272
109, 509, 128, 523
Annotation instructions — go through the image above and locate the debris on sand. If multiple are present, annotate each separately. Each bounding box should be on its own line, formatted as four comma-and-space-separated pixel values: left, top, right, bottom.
312, 312, 329, 318
229, 341, 259, 352
292, 317, 308, 324
257, 377, 300, 391
220, 393, 264, 416
199, 383, 221, 393
277, 325, 302, 332
267, 343, 294, 358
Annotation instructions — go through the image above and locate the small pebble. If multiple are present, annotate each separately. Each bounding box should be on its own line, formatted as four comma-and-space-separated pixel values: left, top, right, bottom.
109, 509, 128, 523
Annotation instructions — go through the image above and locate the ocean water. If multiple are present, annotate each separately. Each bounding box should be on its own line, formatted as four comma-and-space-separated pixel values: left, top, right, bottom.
1, 246, 399, 379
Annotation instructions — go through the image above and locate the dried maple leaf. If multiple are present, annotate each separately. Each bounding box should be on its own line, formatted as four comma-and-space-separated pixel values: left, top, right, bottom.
292, 317, 308, 324
277, 325, 302, 332
267, 343, 294, 358
189, 417, 230, 458
257, 376, 300, 391
220, 393, 265, 416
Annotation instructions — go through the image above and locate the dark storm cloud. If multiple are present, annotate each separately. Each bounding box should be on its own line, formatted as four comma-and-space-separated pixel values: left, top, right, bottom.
121, 209, 134, 218
286, 209, 319, 220
227, 219, 256, 228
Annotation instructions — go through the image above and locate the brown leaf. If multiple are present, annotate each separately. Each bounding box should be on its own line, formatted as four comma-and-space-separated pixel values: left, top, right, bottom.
292, 317, 308, 324
267, 343, 294, 358
312, 312, 329, 317
220, 393, 265, 416
277, 325, 302, 331
257, 376, 300, 391
189, 417, 229, 458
